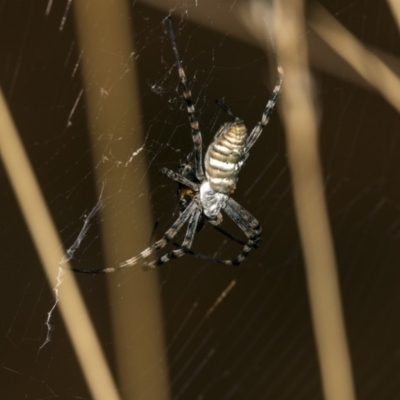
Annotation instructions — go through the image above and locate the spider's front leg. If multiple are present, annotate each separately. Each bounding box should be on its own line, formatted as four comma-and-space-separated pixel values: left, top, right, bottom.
218, 197, 262, 266
143, 204, 201, 270
121, 198, 199, 271
73, 198, 198, 273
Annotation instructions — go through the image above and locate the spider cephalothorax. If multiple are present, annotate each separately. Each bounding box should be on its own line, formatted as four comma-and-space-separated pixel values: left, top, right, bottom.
74, 17, 282, 274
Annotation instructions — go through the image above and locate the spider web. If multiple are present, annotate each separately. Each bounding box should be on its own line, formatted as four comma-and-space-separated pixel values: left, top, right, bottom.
1, 1, 400, 399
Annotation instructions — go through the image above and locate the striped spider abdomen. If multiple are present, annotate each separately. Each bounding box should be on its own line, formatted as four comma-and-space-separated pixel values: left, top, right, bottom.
205, 121, 247, 194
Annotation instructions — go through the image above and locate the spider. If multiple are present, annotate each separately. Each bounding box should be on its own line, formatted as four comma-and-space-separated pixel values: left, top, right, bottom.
74, 17, 283, 273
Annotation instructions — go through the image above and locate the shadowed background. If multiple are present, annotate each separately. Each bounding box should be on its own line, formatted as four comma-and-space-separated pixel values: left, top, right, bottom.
1, 1, 400, 399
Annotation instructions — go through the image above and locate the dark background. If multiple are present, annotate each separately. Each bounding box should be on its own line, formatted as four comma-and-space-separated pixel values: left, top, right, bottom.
1, 1, 400, 399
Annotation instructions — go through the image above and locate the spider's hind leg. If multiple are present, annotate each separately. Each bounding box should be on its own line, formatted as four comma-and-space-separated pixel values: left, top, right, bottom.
166, 17, 205, 181
215, 99, 241, 122
245, 65, 283, 154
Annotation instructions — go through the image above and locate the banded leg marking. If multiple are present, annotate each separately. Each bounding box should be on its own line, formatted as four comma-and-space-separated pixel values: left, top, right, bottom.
143, 207, 201, 270
166, 17, 205, 181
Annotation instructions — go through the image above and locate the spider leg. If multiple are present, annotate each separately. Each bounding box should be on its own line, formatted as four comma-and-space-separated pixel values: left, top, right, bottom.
143, 206, 201, 270
166, 17, 205, 181
178, 198, 261, 266
161, 167, 198, 191
215, 99, 241, 122
73, 198, 198, 274
195, 197, 259, 265
244, 65, 283, 156
211, 224, 246, 246
208, 197, 262, 265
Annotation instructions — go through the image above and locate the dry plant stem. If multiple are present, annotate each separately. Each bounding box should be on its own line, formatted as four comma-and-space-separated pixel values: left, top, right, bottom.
387, 0, 400, 32
309, 3, 400, 113
73, 1, 171, 399
0, 88, 121, 400
273, 1, 356, 400
141, 0, 400, 96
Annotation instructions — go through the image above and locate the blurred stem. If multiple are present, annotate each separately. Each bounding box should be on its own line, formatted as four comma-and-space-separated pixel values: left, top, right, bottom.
73, 1, 171, 399
0, 88, 120, 400
273, 1, 356, 400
